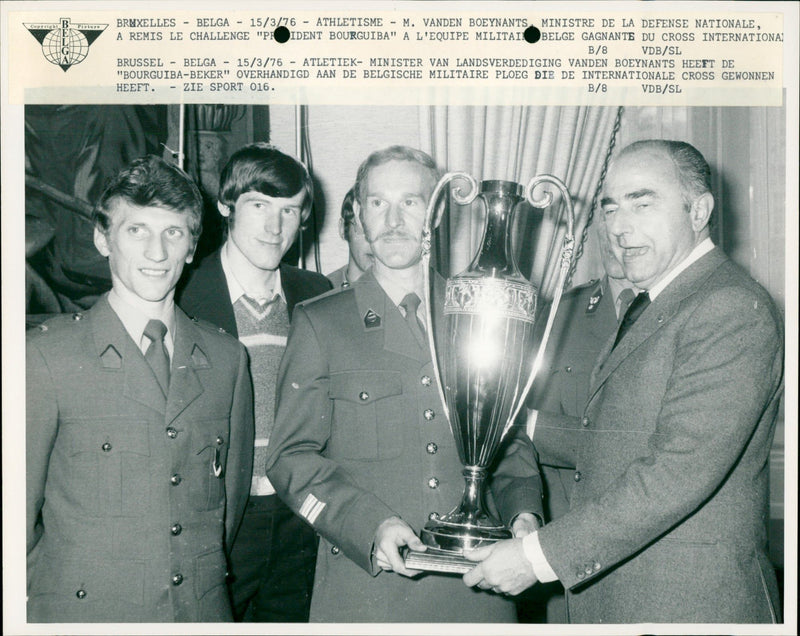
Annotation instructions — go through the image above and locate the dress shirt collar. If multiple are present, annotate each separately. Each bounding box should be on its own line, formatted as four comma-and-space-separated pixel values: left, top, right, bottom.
220, 240, 284, 305
647, 237, 714, 300
372, 267, 426, 320
606, 276, 640, 320
107, 288, 175, 356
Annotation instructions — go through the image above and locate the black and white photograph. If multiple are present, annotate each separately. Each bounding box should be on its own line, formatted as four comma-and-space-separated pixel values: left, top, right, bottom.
3, 3, 797, 635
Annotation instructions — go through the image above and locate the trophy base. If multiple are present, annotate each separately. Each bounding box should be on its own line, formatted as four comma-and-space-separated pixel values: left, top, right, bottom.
403, 519, 513, 574
421, 517, 512, 552
404, 547, 475, 574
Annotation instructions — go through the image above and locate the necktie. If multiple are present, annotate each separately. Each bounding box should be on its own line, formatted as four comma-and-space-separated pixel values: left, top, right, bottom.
144, 319, 170, 395
616, 287, 636, 324
613, 291, 651, 349
400, 292, 427, 348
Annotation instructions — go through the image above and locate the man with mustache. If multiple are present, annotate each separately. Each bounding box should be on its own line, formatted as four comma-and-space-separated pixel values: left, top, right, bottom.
266, 146, 543, 622
463, 140, 783, 624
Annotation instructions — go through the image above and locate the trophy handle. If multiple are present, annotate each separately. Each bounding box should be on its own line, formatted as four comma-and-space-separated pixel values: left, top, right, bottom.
421, 172, 480, 426
504, 175, 576, 436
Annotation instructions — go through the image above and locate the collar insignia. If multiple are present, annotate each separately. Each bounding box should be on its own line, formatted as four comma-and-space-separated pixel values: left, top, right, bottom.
586, 286, 603, 314
364, 308, 381, 328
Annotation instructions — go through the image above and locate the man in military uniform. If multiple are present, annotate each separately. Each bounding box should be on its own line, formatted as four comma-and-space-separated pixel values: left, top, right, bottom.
26, 156, 254, 622
520, 212, 637, 623
266, 146, 543, 623
326, 186, 374, 289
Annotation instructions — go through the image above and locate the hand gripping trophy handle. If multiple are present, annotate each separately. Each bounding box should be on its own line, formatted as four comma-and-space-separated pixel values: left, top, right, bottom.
406, 172, 575, 574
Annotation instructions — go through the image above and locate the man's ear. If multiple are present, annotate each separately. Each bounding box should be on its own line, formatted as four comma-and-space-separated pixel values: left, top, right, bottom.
217, 201, 232, 218
690, 192, 714, 233
93, 227, 110, 257
338, 217, 346, 241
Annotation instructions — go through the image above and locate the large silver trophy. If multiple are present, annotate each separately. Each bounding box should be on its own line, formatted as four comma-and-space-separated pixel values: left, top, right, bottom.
404, 174, 575, 574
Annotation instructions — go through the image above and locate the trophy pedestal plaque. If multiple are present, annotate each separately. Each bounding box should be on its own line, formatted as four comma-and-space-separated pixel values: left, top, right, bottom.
404, 176, 574, 574
407, 465, 512, 573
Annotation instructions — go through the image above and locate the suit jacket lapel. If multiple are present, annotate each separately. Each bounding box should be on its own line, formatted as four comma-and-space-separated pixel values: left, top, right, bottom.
165, 309, 208, 424
90, 295, 167, 414
280, 262, 301, 319
181, 250, 239, 337
588, 248, 728, 397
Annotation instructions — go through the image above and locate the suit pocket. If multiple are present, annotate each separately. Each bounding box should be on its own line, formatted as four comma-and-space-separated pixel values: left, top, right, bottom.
27, 556, 145, 621
328, 371, 404, 460
60, 418, 151, 517
189, 421, 229, 511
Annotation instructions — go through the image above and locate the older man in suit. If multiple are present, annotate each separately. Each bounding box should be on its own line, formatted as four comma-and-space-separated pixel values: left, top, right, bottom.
463, 140, 783, 623
520, 214, 637, 623
178, 143, 331, 622
26, 156, 254, 622
266, 146, 543, 623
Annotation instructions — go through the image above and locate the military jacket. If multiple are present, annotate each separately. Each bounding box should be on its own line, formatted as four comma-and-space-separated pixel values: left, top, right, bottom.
266, 272, 543, 622
26, 296, 254, 622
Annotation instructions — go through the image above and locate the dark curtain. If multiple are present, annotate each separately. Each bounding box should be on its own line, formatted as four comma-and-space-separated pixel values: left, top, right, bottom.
25, 105, 168, 316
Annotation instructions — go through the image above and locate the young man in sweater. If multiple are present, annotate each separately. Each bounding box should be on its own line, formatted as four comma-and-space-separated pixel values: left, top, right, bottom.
178, 143, 331, 622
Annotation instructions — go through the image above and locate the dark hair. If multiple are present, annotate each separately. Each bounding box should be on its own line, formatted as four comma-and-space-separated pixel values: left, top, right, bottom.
353, 145, 439, 208
620, 139, 712, 207
217, 142, 313, 220
92, 155, 203, 243
340, 186, 357, 241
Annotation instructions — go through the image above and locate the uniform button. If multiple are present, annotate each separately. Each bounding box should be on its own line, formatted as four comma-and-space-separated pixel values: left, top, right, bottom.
428, 511, 440, 521
39, 324, 48, 332
581, 416, 590, 427
426, 442, 438, 454
574, 471, 582, 482
427, 477, 439, 489
593, 562, 601, 571
424, 409, 435, 421
585, 565, 593, 575
576, 571, 585, 579
72, 313, 83, 321
170, 474, 182, 485
218, 327, 226, 333
565, 366, 572, 373
76, 589, 87, 599
171, 573, 183, 586
331, 545, 340, 555
166, 427, 178, 439
101, 442, 112, 452
421, 375, 432, 386
359, 391, 369, 401
216, 436, 224, 445
170, 523, 182, 536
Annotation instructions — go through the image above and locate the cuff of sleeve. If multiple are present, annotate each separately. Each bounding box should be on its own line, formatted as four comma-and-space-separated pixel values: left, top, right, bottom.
522, 531, 559, 583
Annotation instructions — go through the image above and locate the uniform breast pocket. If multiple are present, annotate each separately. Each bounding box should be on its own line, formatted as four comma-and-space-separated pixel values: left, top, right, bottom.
328, 371, 404, 460
60, 419, 151, 517
189, 422, 229, 511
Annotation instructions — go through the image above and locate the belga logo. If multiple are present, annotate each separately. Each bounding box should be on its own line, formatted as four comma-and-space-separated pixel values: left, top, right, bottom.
24, 18, 107, 71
